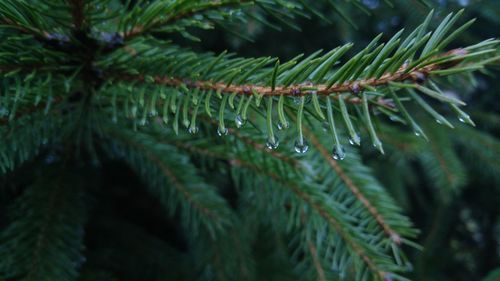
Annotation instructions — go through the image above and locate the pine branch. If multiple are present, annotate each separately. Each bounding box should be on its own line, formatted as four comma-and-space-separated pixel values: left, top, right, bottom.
0, 96, 64, 126
143, 124, 410, 279
306, 240, 327, 281
417, 121, 467, 201
306, 128, 403, 244
101, 125, 235, 237
123, 0, 252, 40
0, 111, 69, 174
0, 168, 86, 281
107, 48, 465, 98
0, 1, 52, 39
97, 10, 498, 154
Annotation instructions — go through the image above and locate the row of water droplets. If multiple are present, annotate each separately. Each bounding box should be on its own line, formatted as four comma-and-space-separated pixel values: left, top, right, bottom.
222, 112, 357, 160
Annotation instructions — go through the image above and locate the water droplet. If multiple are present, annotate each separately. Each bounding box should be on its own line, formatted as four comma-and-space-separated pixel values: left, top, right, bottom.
436, 119, 443, 124
332, 146, 346, 160
188, 126, 198, 134
294, 139, 309, 154
458, 116, 467, 123
277, 121, 289, 130
183, 120, 190, 128
235, 115, 246, 128
217, 127, 228, 136
349, 135, 360, 146
414, 131, 421, 137
266, 137, 279, 150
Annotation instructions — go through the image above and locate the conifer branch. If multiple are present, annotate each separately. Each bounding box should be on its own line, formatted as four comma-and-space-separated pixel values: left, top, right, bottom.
107, 130, 222, 221
306, 129, 402, 244
307, 240, 327, 281
0, 96, 64, 126
160, 129, 391, 279
0, 17, 49, 38
428, 141, 455, 186
301, 213, 328, 281
107, 48, 466, 99
123, 0, 252, 40
0, 1, 52, 39
0, 170, 86, 280
26, 181, 64, 281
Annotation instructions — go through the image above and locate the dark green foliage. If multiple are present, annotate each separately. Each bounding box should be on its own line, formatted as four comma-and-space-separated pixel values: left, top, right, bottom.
0, 167, 86, 281
0, 1, 499, 281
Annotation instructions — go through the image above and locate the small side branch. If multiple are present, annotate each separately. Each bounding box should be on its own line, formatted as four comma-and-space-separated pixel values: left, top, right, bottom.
123, 0, 253, 40
307, 129, 402, 244
0, 17, 49, 39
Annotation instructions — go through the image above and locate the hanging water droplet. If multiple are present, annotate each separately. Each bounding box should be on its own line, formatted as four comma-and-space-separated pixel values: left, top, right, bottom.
235, 115, 246, 128
414, 131, 421, 137
217, 127, 228, 136
331, 146, 346, 160
436, 119, 443, 124
348, 134, 361, 146
458, 116, 466, 123
188, 126, 199, 134
277, 121, 289, 130
266, 137, 279, 150
294, 139, 309, 154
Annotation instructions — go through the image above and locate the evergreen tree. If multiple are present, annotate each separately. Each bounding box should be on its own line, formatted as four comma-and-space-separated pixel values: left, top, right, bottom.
0, 1, 498, 281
